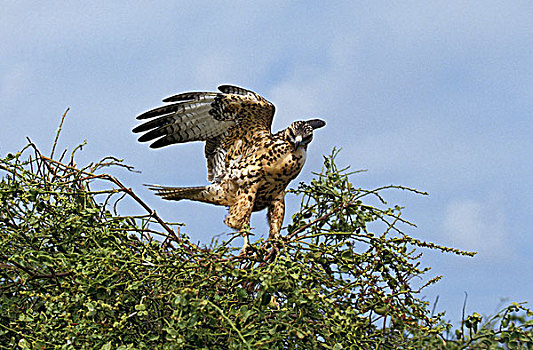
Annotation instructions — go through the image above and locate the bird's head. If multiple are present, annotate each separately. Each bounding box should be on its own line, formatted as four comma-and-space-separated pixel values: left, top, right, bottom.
286, 119, 326, 151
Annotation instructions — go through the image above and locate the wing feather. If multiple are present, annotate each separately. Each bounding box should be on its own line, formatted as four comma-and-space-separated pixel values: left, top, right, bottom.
161, 91, 212, 103
134, 103, 218, 143
133, 85, 275, 182
218, 85, 258, 97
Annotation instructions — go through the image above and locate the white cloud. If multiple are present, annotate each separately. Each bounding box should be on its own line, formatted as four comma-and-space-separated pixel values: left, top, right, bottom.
443, 198, 510, 258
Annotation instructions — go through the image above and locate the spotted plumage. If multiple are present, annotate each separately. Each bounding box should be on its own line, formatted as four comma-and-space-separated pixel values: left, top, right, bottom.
133, 85, 325, 251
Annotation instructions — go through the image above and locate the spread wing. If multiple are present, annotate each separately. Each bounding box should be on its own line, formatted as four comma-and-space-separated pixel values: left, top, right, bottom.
133, 85, 275, 182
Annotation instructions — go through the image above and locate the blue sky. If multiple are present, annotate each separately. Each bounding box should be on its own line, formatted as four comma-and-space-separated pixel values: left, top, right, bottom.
1, 1, 532, 323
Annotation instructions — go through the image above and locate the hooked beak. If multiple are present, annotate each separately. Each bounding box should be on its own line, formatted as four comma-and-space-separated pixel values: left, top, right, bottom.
293, 135, 302, 151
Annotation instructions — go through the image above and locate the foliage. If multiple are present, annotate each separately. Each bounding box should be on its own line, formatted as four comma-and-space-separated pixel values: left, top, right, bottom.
1, 125, 531, 348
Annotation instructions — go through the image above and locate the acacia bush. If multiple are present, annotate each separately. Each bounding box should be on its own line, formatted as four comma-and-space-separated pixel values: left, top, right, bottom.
1, 122, 531, 349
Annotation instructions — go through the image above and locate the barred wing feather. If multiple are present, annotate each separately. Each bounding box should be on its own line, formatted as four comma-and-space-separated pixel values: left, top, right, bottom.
133, 85, 275, 182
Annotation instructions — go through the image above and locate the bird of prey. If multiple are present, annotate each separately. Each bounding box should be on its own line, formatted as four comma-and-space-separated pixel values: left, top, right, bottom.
133, 85, 325, 252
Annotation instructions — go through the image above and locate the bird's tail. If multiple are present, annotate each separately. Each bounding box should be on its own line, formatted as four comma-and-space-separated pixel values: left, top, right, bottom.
147, 185, 208, 201
146, 184, 228, 206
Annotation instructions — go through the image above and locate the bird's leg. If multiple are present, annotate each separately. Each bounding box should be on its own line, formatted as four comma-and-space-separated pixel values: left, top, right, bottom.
267, 195, 285, 241
224, 185, 258, 254
240, 224, 251, 254
263, 196, 286, 262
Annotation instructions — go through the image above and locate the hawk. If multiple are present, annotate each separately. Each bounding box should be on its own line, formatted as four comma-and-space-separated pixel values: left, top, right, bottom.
133, 85, 325, 251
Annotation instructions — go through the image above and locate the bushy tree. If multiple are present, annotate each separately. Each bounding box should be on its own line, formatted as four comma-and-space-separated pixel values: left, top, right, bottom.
1, 116, 531, 349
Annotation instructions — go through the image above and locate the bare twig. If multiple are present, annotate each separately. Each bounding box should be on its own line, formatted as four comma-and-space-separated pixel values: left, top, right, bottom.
50, 108, 70, 159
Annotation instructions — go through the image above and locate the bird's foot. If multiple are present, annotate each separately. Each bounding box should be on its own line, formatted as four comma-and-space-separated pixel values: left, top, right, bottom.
267, 233, 286, 247
238, 241, 254, 257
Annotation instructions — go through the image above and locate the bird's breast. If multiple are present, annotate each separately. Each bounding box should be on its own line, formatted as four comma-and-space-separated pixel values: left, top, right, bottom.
262, 145, 307, 181
249, 147, 307, 211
